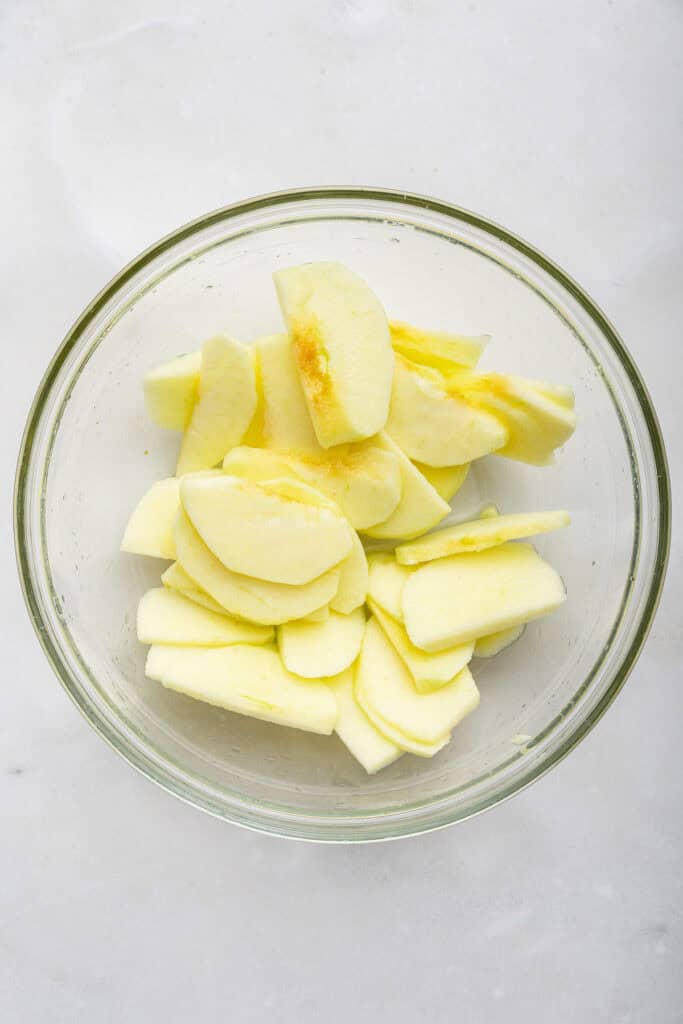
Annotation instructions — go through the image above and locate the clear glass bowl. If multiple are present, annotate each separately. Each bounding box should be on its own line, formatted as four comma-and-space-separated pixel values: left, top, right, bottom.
14, 188, 670, 841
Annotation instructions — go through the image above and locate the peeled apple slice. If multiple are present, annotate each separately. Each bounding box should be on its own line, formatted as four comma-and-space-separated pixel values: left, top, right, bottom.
121, 478, 180, 559
174, 510, 340, 625
180, 473, 351, 585
176, 336, 257, 475
146, 644, 337, 735
413, 461, 469, 502
395, 510, 570, 565
330, 530, 368, 614
278, 608, 365, 678
355, 618, 480, 745
274, 262, 394, 447
368, 599, 473, 694
300, 605, 330, 624
389, 320, 488, 371
161, 561, 230, 616
386, 355, 508, 467
362, 433, 450, 540
403, 542, 566, 652
474, 624, 524, 658
257, 333, 320, 453
137, 588, 274, 646
330, 670, 402, 774
367, 552, 412, 621
144, 351, 201, 430
357, 700, 450, 758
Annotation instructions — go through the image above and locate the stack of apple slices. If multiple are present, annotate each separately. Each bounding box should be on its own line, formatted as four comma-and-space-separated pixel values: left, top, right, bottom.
122, 261, 575, 774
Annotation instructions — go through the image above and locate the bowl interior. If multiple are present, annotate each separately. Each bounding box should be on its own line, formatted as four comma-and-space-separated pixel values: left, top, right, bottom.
17, 192, 668, 839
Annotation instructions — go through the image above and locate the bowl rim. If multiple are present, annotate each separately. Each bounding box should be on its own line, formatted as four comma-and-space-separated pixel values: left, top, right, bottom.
14, 186, 671, 842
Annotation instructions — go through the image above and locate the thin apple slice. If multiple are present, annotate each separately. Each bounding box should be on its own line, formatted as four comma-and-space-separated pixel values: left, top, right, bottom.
396, 509, 570, 565
386, 355, 508, 467
362, 433, 450, 540
390, 320, 488, 371
300, 605, 330, 624
474, 624, 524, 658
330, 669, 402, 774
366, 552, 412, 621
137, 588, 273, 646
355, 618, 480, 745
176, 336, 257, 475
161, 561, 230, 615
180, 473, 351, 585
278, 608, 365, 678
368, 599, 473, 694
146, 644, 337, 735
144, 351, 201, 430
331, 530, 368, 614
274, 262, 394, 447
403, 542, 566, 652
357, 700, 451, 758
257, 333, 320, 452
413, 461, 469, 502
121, 478, 180, 559
174, 510, 340, 625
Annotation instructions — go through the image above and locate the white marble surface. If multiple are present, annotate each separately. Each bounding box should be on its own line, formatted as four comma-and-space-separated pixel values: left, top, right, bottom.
2, 2, 681, 1020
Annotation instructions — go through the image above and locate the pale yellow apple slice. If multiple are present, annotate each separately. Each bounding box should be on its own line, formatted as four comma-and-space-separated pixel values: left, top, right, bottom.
146, 644, 337, 735
241, 344, 265, 447
386, 355, 508, 467
474, 624, 524, 658
274, 262, 394, 447
356, 700, 450, 758
278, 607, 365, 678
180, 473, 351, 585
368, 599, 474, 694
161, 561, 230, 616
402, 542, 566, 652
389, 320, 488, 372
121, 477, 180, 559
176, 336, 257, 475
144, 350, 201, 430
366, 552, 412, 621
257, 333, 320, 452
396, 510, 570, 565
355, 618, 480, 745
137, 588, 273, 646
331, 530, 368, 614
362, 433, 450, 540
412, 461, 469, 502
330, 669, 402, 774
174, 510, 340, 625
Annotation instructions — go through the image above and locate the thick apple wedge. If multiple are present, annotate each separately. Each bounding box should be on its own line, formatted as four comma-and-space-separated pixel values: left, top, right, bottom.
257, 333, 320, 452
274, 262, 394, 447
174, 511, 340, 625
366, 552, 413, 621
368, 599, 473, 694
362, 433, 450, 540
389, 320, 488, 372
161, 561, 231, 615
180, 473, 352, 585
395, 509, 570, 565
355, 618, 480, 746
146, 644, 337, 735
278, 608, 365, 678
176, 336, 257, 475
330, 669, 402, 774
144, 351, 201, 430
403, 542, 566, 652
137, 588, 273, 646
331, 530, 368, 614
386, 355, 508, 467
413, 461, 469, 502
474, 625, 524, 658
121, 478, 180, 559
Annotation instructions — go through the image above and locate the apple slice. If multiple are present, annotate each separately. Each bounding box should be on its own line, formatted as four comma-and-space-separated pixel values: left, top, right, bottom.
412, 461, 469, 502
278, 608, 365, 678
300, 605, 330, 623
274, 262, 394, 447
474, 624, 524, 658
241, 344, 265, 447
161, 561, 230, 616
368, 599, 474, 694
146, 644, 337, 735
257, 333, 320, 453
403, 542, 566, 651
180, 473, 352, 585
362, 433, 450, 540
386, 355, 508, 467
331, 530, 368, 614
356, 700, 451, 758
366, 552, 412, 621
174, 510, 340, 625
395, 509, 570, 565
176, 336, 257, 475
355, 618, 480, 745
389, 320, 488, 372
330, 669, 402, 774
137, 588, 274, 646
121, 477, 180, 559
144, 351, 201, 430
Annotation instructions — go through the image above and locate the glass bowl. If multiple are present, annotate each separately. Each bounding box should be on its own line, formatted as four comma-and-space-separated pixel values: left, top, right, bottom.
14, 188, 670, 841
